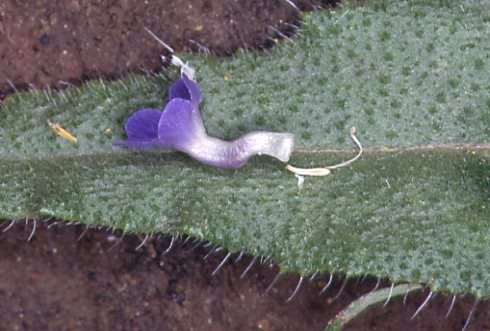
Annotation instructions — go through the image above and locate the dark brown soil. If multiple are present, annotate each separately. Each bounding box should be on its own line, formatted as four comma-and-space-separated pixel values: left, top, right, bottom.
0, 0, 336, 96
0, 0, 488, 330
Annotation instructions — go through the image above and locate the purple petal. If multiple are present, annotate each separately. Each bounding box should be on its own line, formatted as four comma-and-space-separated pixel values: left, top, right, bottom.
157, 98, 205, 149
114, 108, 162, 150
124, 108, 162, 140
116, 77, 296, 169
169, 74, 202, 106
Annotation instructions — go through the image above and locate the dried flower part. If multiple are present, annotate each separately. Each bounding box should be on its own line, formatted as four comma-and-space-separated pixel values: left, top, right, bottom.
182, 131, 295, 169
286, 127, 362, 177
115, 75, 295, 169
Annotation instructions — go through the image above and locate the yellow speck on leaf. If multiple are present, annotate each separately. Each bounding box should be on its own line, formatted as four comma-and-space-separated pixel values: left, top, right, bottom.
224, 74, 231, 81
47, 119, 77, 143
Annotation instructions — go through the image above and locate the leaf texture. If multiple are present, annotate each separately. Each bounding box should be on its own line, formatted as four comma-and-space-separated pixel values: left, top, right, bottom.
1, 1, 490, 296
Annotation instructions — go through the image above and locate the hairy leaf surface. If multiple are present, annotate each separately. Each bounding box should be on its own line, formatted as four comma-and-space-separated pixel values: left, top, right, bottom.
1, 1, 490, 296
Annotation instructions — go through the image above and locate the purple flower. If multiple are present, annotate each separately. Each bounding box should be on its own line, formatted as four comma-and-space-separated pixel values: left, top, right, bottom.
115, 75, 294, 169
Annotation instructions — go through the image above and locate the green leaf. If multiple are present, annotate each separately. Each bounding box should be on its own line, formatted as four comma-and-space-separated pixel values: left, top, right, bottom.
325, 284, 422, 331
1, 1, 490, 296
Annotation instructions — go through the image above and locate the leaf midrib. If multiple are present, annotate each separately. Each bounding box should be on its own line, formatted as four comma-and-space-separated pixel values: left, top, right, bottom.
1, 143, 488, 163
